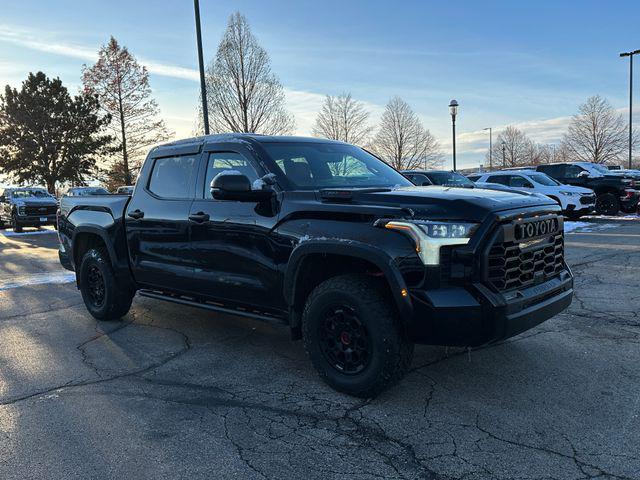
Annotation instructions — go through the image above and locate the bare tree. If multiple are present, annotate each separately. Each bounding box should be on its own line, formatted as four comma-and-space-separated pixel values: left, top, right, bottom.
203, 12, 294, 135
369, 97, 442, 170
82, 37, 171, 188
312, 93, 370, 144
561, 95, 634, 164
487, 126, 535, 168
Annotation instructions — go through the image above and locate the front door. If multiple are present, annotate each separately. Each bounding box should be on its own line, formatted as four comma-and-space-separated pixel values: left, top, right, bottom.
188, 147, 283, 311
125, 153, 200, 292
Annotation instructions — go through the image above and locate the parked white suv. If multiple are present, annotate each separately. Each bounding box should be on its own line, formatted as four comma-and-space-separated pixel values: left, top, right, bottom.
472, 170, 596, 219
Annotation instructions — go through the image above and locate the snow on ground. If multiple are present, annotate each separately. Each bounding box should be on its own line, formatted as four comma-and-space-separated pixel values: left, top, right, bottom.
0, 226, 57, 237
564, 215, 638, 233
0, 271, 75, 291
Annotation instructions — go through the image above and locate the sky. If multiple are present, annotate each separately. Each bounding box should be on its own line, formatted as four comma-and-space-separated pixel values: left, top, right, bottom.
0, 0, 638, 170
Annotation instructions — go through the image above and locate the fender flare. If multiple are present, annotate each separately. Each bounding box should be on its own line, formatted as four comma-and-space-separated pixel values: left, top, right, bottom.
283, 239, 413, 324
71, 225, 117, 268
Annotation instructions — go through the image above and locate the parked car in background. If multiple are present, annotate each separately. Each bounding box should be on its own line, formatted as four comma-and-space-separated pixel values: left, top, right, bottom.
402, 170, 475, 188
114, 185, 135, 195
472, 170, 596, 219
0, 187, 58, 232
535, 162, 639, 215
65, 187, 110, 197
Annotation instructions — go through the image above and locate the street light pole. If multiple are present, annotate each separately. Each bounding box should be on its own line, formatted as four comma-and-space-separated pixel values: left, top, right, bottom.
449, 100, 459, 171
484, 127, 492, 171
620, 49, 640, 169
501, 141, 506, 168
194, 0, 209, 135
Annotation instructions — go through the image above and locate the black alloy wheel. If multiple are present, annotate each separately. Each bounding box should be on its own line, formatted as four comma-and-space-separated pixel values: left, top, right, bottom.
86, 265, 106, 308
319, 305, 372, 375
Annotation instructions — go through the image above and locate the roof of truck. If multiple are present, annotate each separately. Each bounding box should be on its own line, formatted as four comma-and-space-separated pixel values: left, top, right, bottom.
158, 133, 347, 149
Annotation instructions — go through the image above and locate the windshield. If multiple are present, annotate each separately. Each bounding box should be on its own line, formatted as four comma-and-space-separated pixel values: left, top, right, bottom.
528, 172, 560, 186
426, 172, 475, 187
11, 189, 51, 198
261, 142, 412, 190
590, 164, 610, 174
76, 188, 109, 195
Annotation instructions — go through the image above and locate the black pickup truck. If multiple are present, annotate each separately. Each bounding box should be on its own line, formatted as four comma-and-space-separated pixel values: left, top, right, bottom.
535, 162, 639, 215
58, 134, 573, 397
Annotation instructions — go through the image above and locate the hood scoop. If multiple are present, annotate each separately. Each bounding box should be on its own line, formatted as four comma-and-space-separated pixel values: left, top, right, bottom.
320, 187, 392, 203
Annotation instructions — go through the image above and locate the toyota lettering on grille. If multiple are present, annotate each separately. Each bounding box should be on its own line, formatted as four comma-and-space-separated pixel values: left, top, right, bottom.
515, 217, 558, 241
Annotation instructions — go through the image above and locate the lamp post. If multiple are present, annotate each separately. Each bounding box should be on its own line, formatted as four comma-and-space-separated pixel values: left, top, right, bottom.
194, 0, 209, 135
501, 141, 506, 168
620, 49, 640, 169
449, 100, 459, 171
483, 127, 492, 171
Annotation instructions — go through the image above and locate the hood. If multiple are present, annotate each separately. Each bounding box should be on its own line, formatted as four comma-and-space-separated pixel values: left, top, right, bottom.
328, 186, 557, 222
12, 197, 57, 206
557, 184, 593, 194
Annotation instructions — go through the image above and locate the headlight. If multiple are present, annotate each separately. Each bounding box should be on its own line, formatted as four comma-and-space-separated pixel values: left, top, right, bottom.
559, 191, 575, 196
383, 220, 479, 265
413, 221, 478, 238
16, 203, 26, 216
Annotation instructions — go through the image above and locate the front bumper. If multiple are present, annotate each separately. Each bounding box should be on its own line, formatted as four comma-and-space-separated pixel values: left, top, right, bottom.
564, 204, 595, 216
621, 191, 640, 212
15, 214, 57, 226
408, 270, 573, 347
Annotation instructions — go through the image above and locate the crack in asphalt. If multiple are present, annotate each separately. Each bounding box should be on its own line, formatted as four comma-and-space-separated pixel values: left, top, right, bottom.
1, 223, 639, 479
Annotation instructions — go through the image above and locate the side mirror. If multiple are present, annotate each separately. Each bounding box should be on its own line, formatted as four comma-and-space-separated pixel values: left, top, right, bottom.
578, 171, 590, 178
210, 171, 273, 202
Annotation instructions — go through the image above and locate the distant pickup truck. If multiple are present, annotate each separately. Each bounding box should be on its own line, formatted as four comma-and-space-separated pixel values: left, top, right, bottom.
535, 162, 639, 215
0, 187, 58, 232
58, 134, 574, 397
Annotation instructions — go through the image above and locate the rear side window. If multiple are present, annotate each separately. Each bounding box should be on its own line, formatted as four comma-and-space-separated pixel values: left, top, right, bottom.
509, 175, 533, 188
405, 173, 431, 186
487, 175, 511, 186
148, 155, 198, 199
538, 165, 564, 178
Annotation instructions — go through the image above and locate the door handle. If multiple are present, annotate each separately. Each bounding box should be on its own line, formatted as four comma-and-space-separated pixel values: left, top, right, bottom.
188, 212, 210, 223
128, 209, 144, 219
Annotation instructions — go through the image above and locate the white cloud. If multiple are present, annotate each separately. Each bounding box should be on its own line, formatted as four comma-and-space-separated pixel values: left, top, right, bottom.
0, 24, 199, 81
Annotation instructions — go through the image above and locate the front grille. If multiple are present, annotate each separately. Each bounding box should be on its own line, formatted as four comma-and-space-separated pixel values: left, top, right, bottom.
24, 205, 56, 216
580, 195, 595, 205
487, 230, 564, 292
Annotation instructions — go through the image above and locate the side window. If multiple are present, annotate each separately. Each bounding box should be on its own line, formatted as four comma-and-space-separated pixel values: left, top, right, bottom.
564, 165, 584, 179
205, 152, 260, 198
487, 175, 510, 186
148, 155, 198, 199
510, 175, 533, 188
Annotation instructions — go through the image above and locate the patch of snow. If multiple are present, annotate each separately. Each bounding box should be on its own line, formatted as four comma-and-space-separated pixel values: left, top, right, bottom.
564, 222, 618, 234
0, 271, 75, 291
1, 226, 57, 237
582, 214, 639, 221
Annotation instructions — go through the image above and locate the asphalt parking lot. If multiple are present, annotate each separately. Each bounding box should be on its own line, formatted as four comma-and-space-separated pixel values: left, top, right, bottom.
0, 219, 638, 480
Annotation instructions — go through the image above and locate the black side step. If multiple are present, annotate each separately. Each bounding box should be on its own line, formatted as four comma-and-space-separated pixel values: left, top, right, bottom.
138, 289, 287, 324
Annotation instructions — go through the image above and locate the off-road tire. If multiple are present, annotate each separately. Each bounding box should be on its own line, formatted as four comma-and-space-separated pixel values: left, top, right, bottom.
302, 274, 414, 398
79, 247, 134, 321
11, 213, 22, 233
595, 193, 619, 216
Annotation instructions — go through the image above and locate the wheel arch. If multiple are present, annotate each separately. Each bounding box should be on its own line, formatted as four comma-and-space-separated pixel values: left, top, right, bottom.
284, 240, 413, 335
71, 226, 135, 290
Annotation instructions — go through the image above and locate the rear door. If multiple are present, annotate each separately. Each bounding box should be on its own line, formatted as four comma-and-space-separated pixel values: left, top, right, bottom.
187, 143, 284, 311
125, 148, 201, 292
